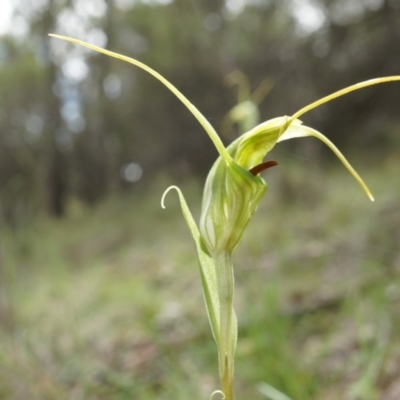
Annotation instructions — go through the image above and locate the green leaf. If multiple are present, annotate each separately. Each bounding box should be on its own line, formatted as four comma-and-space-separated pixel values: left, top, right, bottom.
162, 186, 220, 345
162, 188, 238, 394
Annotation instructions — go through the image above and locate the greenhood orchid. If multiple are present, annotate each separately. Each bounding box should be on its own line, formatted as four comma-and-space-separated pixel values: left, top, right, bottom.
221, 70, 273, 137
50, 34, 400, 400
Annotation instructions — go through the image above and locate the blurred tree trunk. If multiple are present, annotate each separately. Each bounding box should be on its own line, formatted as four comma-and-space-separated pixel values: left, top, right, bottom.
98, 0, 121, 193
79, 0, 121, 203
41, 4, 68, 217
0, 201, 15, 332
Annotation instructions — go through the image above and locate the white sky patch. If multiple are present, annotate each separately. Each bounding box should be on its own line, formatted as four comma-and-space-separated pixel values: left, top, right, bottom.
329, 0, 383, 25
62, 57, 89, 82
224, 0, 271, 16
115, 0, 135, 10
36, 0, 50, 13
224, 0, 247, 14
141, 0, 173, 5
10, 15, 29, 38
0, 0, 13, 36
330, 0, 365, 25
291, 0, 326, 35
74, 0, 108, 19
121, 162, 143, 183
56, 7, 87, 39
103, 73, 122, 100
364, 0, 384, 11
86, 28, 108, 48
61, 100, 86, 133
115, 0, 172, 9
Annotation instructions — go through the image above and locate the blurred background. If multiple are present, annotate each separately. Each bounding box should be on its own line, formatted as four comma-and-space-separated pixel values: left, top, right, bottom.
0, 0, 400, 399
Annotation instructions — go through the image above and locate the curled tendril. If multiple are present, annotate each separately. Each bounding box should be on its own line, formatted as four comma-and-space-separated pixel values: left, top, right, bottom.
161, 185, 180, 209
209, 390, 225, 400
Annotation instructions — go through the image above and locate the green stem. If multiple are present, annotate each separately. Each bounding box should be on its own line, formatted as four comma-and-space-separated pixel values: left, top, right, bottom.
214, 252, 237, 400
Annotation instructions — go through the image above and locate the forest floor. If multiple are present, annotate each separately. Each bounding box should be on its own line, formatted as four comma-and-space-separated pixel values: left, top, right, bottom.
1, 158, 400, 400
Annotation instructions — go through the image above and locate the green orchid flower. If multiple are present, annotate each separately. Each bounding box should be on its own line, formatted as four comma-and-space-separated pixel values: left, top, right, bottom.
49, 34, 400, 400
221, 70, 273, 137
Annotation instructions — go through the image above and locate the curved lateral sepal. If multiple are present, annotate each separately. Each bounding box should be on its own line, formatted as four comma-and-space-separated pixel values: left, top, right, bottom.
49, 34, 232, 165
162, 186, 221, 345
279, 121, 374, 201
289, 76, 400, 123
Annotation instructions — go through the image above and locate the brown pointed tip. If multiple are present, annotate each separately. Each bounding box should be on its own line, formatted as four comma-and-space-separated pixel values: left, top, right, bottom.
249, 160, 278, 176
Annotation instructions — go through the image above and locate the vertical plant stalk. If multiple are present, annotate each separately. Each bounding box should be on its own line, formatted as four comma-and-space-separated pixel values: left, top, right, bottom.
215, 252, 236, 400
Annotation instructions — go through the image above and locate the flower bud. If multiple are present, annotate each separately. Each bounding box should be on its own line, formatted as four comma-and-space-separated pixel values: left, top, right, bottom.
199, 118, 288, 255
199, 159, 267, 255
